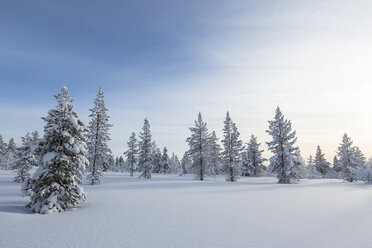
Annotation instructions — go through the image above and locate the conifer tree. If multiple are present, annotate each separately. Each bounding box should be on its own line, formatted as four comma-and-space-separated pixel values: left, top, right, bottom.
180, 152, 191, 175
0, 135, 7, 167
186, 112, 211, 180
337, 134, 364, 182
266, 107, 302, 184
170, 153, 181, 174
306, 155, 322, 179
124, 132, 138, 177
86, 87, 113, 185
152, 148, 163, 173
314, 146, 330, 176
241, 135, 267, 177
14, 133, 36, 183
161, 147, 170, 174
221, 112, 243, 182
138, 118, 153, 179
209, 131, 222, 176
22, 85, 88, 214
3, 138, 17, 170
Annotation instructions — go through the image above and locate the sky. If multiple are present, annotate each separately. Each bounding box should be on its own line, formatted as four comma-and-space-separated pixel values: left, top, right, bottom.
1, 0, 372, 162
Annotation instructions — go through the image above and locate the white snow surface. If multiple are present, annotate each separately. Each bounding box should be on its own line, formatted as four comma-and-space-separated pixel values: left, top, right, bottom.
1, 170, 372, 248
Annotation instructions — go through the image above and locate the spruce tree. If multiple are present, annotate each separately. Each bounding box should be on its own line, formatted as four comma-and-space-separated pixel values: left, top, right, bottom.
124, 132, 138, 177
266, 107, 302, 184
170, 153, 181, 174
86, 87, 113, 185
306, 155, 322, 179
209, 131, 222, 176
3, 138, 17, 170
138, 118, 153, 179
221, 112, 243, 182
152, 148, 163, 173
161, 147, 170, 174
241, 135, 267, 177
22, 85, 88, 214
186, 112, 211, 180
180, 152, 191, 175
314, 146, 330, 176
14, 133, 36, 183
0, 135, 7, 167
337, 133, 364, 182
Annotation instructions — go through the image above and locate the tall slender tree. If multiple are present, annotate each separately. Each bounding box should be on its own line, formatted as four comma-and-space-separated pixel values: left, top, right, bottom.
209, 131, 222, 176
124, 132, 138, 177
152, 147, 163, 173
0, 135, 7, 167
86, 87, 112, 185
161, 147, 170, 174
138, 118, 154, 179
3, 138, 17, 170
266, 107, 302, 184
241, 135, 267, 177
180, 152, 191, 175
14, 133, 36, 183
22, 85, 88, 214
221, 112, 243, 182
186, 112, 211, 180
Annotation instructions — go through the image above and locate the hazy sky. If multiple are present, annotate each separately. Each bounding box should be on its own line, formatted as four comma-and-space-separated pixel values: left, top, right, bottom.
1, 0, 372, 161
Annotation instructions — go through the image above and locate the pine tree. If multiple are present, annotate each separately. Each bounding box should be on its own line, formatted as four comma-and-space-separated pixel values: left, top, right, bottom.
161, 147, 170, 174
22, 85, 88, 214
2, 138, 17, 170
180, 152, 191, 175
266, 107, 302, 184
169, 153, 181, 174
152, 148, 163, 173
221, 112, 243, 182
306, 155, 322, 179
13, 133, 36, 183
209, 131, 222, 176
0, 135, 7, 167
337, 133, 364, 182
138, 118, 154, 179
124, 132, 138, 177
86, 87, 113, 185
241, 135, 267, 177
186, 112, 211, 180
313, 146, 330, 176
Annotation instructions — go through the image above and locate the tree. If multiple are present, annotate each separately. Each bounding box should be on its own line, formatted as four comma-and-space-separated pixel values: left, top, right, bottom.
266, 107, 302, 184
180, 152, 191, 175
152, 148, 163, 173
3, 138, 17, 170
0, 135, 7, 167
138, 118, 154, 179
160, 147, 170, 174
306, 155, 322, 179
22, 85, 88, 214
13, 133, 37, 183
241, 135, 267, 177
170, 153, 181, 174
86, 87, 113, 185
124, 132, 138, 177
314, 146, 330, 176
337, 134, 364, 182
209, 131, 222, 176
186, 112, 211, 180
221, 112, 243, 182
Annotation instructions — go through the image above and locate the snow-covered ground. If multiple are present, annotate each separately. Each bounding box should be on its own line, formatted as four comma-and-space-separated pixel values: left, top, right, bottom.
1, 170, 372, 248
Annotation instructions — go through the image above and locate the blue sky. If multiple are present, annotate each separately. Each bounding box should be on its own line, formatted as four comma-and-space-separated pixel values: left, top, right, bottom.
1, 0, 372, 161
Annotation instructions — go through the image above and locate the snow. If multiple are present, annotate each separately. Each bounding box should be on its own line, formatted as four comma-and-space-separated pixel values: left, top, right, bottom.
1, 170, 372, 248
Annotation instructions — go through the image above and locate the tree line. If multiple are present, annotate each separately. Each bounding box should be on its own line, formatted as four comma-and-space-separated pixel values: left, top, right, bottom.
1, 85, 372, 214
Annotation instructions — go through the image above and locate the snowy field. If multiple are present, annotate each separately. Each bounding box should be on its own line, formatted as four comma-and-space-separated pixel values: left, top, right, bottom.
1, 170, 372, 248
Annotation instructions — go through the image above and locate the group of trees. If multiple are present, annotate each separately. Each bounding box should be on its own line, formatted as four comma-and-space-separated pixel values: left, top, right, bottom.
3, 85, 372, 214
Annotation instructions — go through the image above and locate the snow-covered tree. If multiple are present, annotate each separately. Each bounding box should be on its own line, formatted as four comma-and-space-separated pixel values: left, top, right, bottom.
152, 148, 163, 173
361, 158, 372, 184
209, 131, 222, 176
313, 146, 330, 176
266, 107, 302, 184
337, 133, 364, 182
180, 152, 191, 175
124, 132, 138, 177
306, 155, 322, 179
160, 147, 170, 174
169, 153, 181, 174
2, 138, 17, 170
86, 87, 113, 185
22, 85, 88, 214
221, 112, 243, 182
186, 112, 211, 180
137, 118, 154, 179
0, 135, 7, 167
13, 133, 37, 183
241, 135, 267, 177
